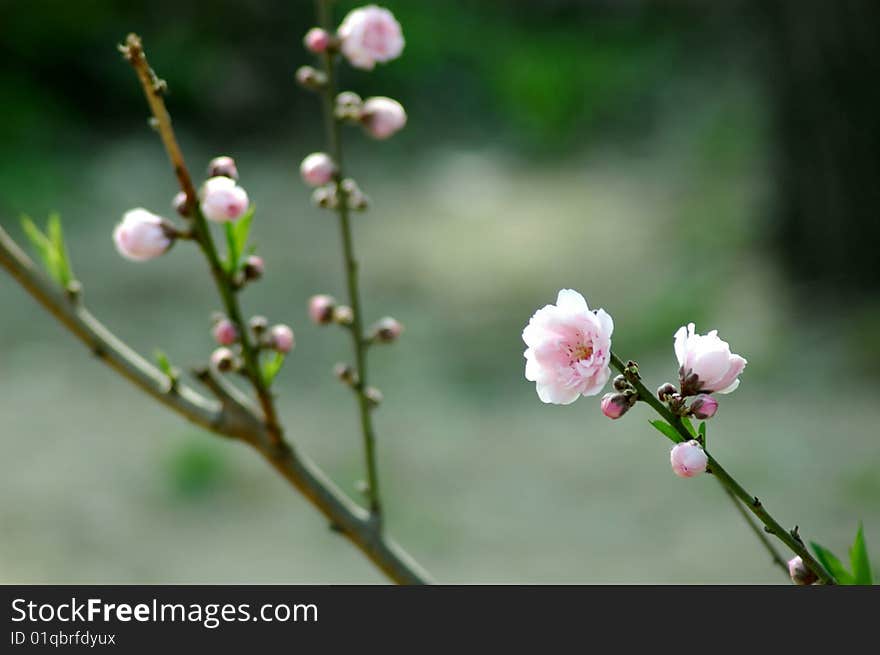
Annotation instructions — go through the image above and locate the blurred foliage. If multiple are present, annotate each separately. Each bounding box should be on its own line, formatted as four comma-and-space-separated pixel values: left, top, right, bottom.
163, 438, 230, 499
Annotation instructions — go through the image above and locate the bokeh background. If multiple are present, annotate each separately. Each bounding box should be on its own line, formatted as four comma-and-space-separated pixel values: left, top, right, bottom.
1, 0, 878, 583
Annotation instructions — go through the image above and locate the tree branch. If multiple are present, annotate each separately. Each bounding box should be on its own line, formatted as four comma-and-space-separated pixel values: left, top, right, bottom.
316, 2, 383, 521
0, 223, 432, 583
609, 352, 833, 584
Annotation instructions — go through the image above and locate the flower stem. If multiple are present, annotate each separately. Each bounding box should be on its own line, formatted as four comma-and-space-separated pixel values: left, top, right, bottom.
609, 352, 833, 584
122, 33, 282, 445
316, 1, 383, 521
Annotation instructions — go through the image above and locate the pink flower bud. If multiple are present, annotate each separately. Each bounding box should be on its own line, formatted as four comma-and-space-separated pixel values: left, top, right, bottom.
788, 556, 818, 586
207, 155, 239, 181
295, 65, 326, 90
333, 305, 354, 326
243, 255, 264, 280
690, 393, 718, 419
172, 190, 191, 217
372, 316, 403, 343
270, 324, 295, 353
600, 392, 630, 419
212, 318, 238, 346
200, 176, 249, 223
249, 315, 268, 335
334, 362, 357, 385
304, 27, 331, 54
364, 386, 383, 407
300, 153, 337, 187
337, 5, 404, 70
210, 347, 235, 372
309, 294, 337, 325
360, 96, 407, 140
670, 440, 708, 478
113, 208, 173, 261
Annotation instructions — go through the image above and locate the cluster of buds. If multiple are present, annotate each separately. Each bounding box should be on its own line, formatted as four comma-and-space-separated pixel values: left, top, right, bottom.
600, 374, 639, 420
210, 315, 294, 375
658, 383, 718, 420
308, 294, 356, 327
248, 315, 295, 354
298, 6, 408, 141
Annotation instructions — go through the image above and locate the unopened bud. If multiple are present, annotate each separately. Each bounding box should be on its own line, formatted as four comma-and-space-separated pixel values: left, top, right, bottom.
113, 208, 174, 262
207, 155, 239, 181
295, 65, 327, 90
670, 440, 708, 478
212, 317, 238, 346
300, 153, 337, 187
303, 27, 331, 54
172, 191, 191, 217
333, 305, 354, 326
690, 393, 718, 420
364, 386, 383, 408
200, 176, 249, 223
788, 556, 818, 586
334, 362, 357, 385
311, 184, 338, 209
600, 392, 631, 420
360, 96, 407, 140
657, 382, 677, 402
249, 315, 269, 335
269, 324, 295, 354
210, 347, 235, 372
335, 91, 363, 120
309, 294, 337, 325
612, 374, 629, 392
242, 255, 264, 281
371, 317, 403, 343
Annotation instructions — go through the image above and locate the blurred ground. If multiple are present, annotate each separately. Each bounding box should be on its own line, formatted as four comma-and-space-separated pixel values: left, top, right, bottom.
1, 0, 878, 583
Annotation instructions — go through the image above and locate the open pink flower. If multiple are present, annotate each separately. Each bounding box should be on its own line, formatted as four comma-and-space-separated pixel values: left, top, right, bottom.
523, 289, 613, 405
338, 5, 404, 70
674, 322, 746, 394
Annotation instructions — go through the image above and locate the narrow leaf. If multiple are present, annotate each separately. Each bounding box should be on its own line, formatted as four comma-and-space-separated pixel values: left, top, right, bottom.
261, 351, 285, 386
47, 213, 73, 286
811, 541, 855, 585
223, 222, 238, 275
698, 421, 706, 438
849, 523, 873, 585
649, 420, 682, 443
680, 415, 697, 437
232, 205, 255, 261
20, 215, 55, 278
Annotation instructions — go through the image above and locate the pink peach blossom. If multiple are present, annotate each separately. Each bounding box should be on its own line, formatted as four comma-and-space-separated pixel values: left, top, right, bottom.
600, 393, 629, 419
360, 96, 407, 139
523, 289, 614, 405
338, 5, 404, 70
300, 153, 336, 187
213, 318, 238, 346
270, 324, 295, 353
304, 27, 331, 54
113, 208, 172, 262
670, 440, 708, 478
674, 322, 747, 394
200, 176, 249, 223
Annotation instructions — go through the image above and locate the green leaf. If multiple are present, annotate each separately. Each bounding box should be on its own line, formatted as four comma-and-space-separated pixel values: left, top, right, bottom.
649, 420, 682, 443
811, 541, 855, 585
261, 351, 285, 386
21, 213, 75, 287
680, 415, 697, 437
849, 523, 873, 585
154, 349, 179, 387
223, 204, 255, 274
698, 421, 706, 438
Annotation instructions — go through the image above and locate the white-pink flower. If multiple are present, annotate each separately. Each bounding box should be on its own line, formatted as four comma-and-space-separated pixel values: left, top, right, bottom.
113, 208, 172, 262
200, 176, 249, 223
360, 96, 407, 139
523, 289, 614, 405
670, 440, 708, 478
337, 5, 404, 70
300, 153, 336, 187
674, 322, 746, 394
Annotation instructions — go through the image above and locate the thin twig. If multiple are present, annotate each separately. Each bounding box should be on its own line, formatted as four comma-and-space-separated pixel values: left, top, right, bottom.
723, 487, 791, 578
610, 352, 832, 584
316, 3, 383, 521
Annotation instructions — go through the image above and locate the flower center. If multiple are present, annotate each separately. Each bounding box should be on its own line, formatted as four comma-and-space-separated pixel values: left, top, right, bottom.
571, 343, 593, 362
